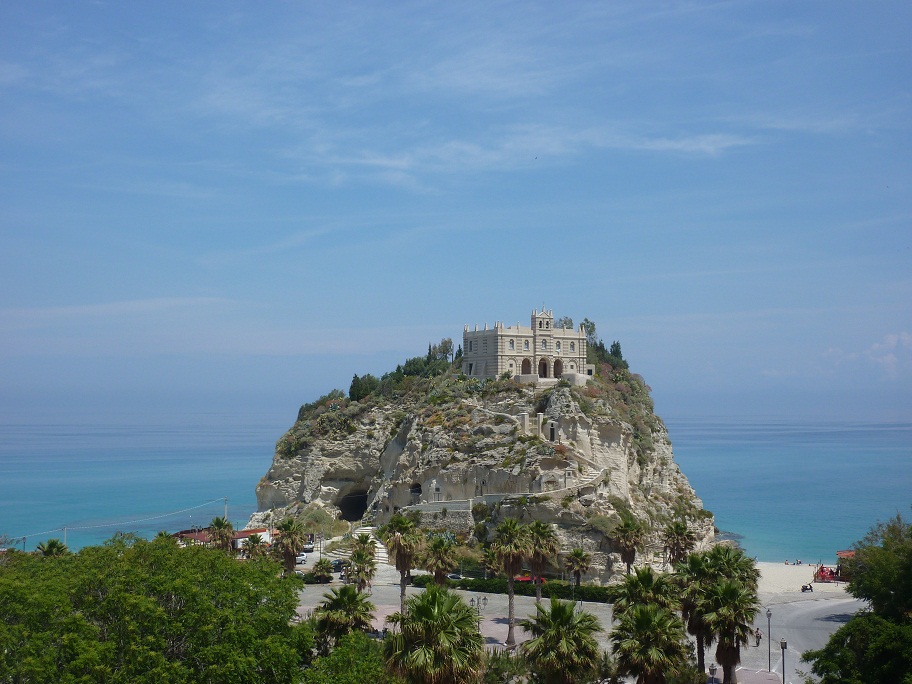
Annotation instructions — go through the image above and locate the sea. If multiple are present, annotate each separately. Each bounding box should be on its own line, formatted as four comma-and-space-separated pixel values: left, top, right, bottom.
1, 414, 910, 562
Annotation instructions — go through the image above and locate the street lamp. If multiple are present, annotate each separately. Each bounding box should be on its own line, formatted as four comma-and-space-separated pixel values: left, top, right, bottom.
780, 639, 787, 684
766, 608, 772, 672
469, 596, 487, 617
708, 663, 717, 684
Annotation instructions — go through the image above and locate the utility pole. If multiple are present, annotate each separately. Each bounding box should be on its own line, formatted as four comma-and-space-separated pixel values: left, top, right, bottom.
224, 497, 228, 520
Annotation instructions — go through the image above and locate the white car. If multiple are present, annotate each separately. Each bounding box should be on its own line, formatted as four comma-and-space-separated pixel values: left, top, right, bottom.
295, 553, 307, 564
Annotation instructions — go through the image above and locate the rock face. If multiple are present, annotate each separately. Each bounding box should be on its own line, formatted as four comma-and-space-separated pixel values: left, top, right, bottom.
254, 371, 714, 583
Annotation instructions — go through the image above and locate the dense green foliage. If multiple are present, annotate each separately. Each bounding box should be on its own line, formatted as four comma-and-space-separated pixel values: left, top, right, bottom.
302, 631, 402, 684
0, 536, 312, 683
384, 585, 484, 684
803, 512, 912, 683
519, 597, 603, 684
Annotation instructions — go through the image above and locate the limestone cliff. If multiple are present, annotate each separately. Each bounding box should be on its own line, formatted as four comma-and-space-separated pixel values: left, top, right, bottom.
254, 364, 714, 583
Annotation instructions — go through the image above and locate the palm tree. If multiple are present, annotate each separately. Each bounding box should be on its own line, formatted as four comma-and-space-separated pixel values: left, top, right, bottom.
422, 534, 458, 585
154, 530, 177, 545
564, 548, 592, 591
276, 517, 308, 575
36, 538, 68, 556
384, 584, 483, 684
481, 546, 499, 580
350, 547, 377, 593
519, 597, 602, 684
379, 514, 423, 614
675, 551, 714, 675
314, 584, 375, 653
527, 521, 559, 604
493, 518, 530, 646
243, 533, 265, 559
608, 566, 679, 620
312, 557, 334, 583
208, 516, 235, 553
702, 579, 759, 684
704, 545, 760, 592
662, 518, 696, 567
611, 603, 689, 684
352, 532, 375, 556
613, 513, 645, 575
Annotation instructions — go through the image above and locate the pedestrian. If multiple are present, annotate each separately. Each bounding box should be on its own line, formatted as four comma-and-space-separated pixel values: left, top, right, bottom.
755, 627, 762, 647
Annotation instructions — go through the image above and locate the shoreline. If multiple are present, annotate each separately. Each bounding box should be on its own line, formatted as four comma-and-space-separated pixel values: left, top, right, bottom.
755, 560, 848, 604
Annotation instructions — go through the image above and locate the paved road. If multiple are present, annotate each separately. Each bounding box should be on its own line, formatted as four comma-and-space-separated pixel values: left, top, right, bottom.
739, 595, 865, 684
296, 555, 864, 683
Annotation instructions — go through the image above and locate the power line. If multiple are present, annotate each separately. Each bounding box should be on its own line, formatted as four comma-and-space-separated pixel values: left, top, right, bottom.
13, 498, 228, 541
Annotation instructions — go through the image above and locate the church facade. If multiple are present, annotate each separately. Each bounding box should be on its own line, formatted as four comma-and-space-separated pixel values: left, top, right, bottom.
461, 308, 594, 384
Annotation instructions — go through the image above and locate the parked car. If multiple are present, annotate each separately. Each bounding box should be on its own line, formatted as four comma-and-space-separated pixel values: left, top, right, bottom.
330, 558, 349, 572
295, 553, 307, 564
302, 542, 315, 553
446, 573, 462, 580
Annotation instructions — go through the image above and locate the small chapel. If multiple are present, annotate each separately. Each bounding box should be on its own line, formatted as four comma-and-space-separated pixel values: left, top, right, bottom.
461, 308, 594, 385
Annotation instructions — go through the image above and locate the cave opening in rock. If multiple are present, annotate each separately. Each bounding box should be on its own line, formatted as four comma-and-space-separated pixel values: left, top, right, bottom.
337, 490, 369, 522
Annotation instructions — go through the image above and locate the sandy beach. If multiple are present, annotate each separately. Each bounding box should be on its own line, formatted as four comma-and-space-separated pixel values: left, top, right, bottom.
755, 560, 847, 603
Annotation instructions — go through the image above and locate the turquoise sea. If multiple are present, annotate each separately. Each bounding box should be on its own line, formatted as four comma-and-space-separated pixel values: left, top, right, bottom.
668, 419, 912, 563
0, 413, 286, 552
1, 415, 910, 560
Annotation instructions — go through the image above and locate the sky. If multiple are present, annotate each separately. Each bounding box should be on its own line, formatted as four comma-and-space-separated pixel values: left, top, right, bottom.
1, 1, 910, 427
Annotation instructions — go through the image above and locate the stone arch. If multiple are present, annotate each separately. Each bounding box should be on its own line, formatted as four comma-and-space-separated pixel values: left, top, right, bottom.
554, 359, 564, 378
409, 482, 422, 497
521, 358, 532, 374
538, 358, 549, 377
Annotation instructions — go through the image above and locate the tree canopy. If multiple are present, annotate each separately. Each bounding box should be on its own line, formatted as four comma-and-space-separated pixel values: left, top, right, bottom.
0, 535, 312, 683
803, 511, 912, 683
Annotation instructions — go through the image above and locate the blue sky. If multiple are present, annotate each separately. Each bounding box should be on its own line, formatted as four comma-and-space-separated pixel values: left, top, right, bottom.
1, 2, 910, 425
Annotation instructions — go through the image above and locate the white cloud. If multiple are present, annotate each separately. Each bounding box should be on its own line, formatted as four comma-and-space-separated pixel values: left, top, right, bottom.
0, 298, 229, 329
864, 332, 912, 379
822, 333, 912, 380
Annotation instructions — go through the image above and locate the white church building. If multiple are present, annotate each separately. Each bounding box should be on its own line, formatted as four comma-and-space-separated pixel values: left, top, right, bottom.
462, 308, 594, 385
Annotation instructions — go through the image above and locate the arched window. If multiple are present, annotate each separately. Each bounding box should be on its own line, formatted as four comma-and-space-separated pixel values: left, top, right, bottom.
541, 340, 547, 350
538, 320, 543, 329
556, 341, 561, 351
570, 342, 575, 352
509, 339, 515, 350
524, 340, 529, 350
546, 321, 550, 329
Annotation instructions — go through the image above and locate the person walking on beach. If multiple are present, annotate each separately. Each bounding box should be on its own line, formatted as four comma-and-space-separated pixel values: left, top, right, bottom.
755, 628, 762, 647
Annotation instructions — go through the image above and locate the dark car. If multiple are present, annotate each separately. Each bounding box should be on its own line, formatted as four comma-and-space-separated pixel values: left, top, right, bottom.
330, 559, 350, 572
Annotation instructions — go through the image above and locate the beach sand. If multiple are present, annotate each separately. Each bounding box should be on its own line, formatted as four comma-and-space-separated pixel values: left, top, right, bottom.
755, 561, 847, 604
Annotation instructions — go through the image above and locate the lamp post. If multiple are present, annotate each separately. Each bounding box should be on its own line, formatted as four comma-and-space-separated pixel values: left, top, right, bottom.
469, 595, 487, 618
780, 639, 787, 684
767, 608, 772, 672
708, 663, 717, 684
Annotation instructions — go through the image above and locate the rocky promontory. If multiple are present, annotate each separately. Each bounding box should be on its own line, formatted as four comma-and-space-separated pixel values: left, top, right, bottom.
252, 350, 714, 583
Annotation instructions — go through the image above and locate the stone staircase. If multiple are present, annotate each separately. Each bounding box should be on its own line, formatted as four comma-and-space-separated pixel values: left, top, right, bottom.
354, 525, 389, 566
